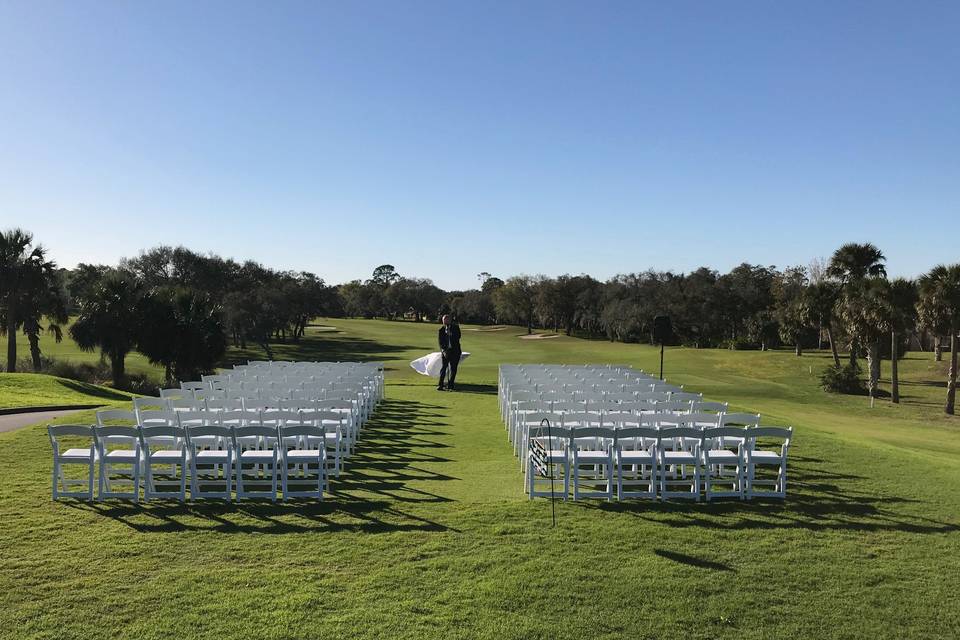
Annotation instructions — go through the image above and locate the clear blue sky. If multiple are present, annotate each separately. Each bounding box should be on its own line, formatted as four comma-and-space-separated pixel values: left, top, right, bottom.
1, 1, 957, 290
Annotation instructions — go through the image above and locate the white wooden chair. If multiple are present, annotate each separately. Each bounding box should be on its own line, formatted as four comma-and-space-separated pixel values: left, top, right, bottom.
701, 427, 747, 501
658, 426, 702, 501
614, 425, 659, 500
526, 421, 570, 500
279, 423, 326, 500
94, 425, 141, 501
187, 424, 233, 500
745, 427, 792, 499
233, 424, 279, 501
570, 423, 615, 501
139, 425, 187, 501
48, 425, 96, 501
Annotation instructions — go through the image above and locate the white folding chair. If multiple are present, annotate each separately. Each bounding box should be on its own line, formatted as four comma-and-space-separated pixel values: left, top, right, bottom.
279, 423, 326, 500
233, 425, 279, 501
48, 425, 96, 501
570, 423, 615, 501
525, 423, 570, 500
745, 427, 792, 500
187, 424, 234, 500
139, 425, 188, 501
701, 427, 747, 501
658, 426, 702, 501
614, 425, 659, 500
94, 424, 141, 501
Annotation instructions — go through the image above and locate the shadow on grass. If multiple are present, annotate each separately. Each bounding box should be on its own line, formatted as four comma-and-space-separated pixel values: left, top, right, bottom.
65, 397, 460, 534
580, 458, 958, 535
55, 379, 130, 401
223, 334, 420, 367
654, 549, 734, 572
448, 383, 497, 395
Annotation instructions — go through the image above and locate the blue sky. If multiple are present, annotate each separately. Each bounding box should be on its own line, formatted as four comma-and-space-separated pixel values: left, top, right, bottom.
1, 1, 957, 290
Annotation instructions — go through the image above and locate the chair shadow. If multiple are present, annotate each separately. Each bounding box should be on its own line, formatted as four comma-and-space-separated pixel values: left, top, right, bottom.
579, 456, 959, 536
654, 549, 734, 572
65, 397, 459, 534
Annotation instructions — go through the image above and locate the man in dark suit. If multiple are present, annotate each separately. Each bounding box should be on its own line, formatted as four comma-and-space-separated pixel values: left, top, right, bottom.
437, 314, 462, 391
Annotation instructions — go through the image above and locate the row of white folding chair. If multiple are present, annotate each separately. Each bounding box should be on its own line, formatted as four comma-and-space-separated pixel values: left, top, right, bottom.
524, 421, 790, 501
512, 410, 757, 466
49, 422, 328, 502
100, 408, 349, 476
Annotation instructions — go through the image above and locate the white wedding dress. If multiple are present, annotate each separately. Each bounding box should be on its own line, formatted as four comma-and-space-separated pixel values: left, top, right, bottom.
410, 351, 470, 378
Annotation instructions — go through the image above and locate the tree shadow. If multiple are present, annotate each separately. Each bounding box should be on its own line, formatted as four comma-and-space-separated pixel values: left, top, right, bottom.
65, 397, 459, 533
450, 383, 497, 395
55, 379, 130, 401
224, 334, 420, 368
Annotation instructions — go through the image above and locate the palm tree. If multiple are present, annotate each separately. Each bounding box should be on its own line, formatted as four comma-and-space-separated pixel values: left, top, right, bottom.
886, 278, 918, 404
837, 279, 888, 399
0, 229, 59, 372
827, 242, 887, 367
803, 281, 841, 366
20, 267, 70, 372
69, 271, 143, 387
917, 264, 960, 414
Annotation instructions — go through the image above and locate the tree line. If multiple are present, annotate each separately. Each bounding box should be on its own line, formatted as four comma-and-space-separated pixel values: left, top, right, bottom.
1, 229, 959, 413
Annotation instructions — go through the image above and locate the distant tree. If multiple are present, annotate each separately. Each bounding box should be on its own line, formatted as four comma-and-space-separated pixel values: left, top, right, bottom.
370, 264, 400, 287
0, 229, 62, 372
803, 281, 842, 366
774, 266, 810, 356
70, 271, 143, 386
917, 264, 960, 414
20, 267, 69, 372
886, 278, 918, 404
837, 278, 889, 399
137, 287, 227, 384
494, 275, 537, 334
828, 242, 887, 366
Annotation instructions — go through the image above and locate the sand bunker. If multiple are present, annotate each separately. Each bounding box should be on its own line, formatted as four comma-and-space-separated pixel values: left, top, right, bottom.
519, 333, 560, 340
468, 326, 508, 332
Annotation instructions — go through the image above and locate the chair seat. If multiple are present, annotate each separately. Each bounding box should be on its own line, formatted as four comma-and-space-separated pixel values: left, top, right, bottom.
62, 448, 94, 459
575, 450, 611, 460
240, 450, 277, 461
195, 450, 231, 461
705, 450, 741, 462
749, 451, 783, 463
285, 450, 323, 461
149, 450, 185, 461
619, 450, 655, 462
663, 451, 697, 463
104, 449, 138, 461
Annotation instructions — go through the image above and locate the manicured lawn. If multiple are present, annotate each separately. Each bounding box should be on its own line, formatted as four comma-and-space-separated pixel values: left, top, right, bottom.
0, 373, 133, 410
0, 319, 957, 639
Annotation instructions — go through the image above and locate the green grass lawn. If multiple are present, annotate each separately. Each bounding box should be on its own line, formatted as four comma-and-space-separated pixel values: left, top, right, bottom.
1, 319, 958, 639
0, 373, 134, 410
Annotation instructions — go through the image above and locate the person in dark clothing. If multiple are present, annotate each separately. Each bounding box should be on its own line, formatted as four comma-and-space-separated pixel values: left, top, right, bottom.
437, 314, 462, 391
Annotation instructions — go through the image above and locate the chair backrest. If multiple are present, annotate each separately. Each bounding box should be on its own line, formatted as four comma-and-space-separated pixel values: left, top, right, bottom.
139, 424, 185, 449
96, 409, 137, 427
186, 423, 233, 443
159, 388, 190, 400
702, 426, 749, 447
550, 401, 585, 414
279, 423, 325, 440
232, 424, 280, 444
133, 397, 166, 413
48, 424, 95, 455
176, 410, 220, 428
93, 424, 140, 451
721, 413, 761, 428
526, 424, 571, 442
615, 426, 660, 444
747, 426, 793, 451
693, 400, 728, 413
167, 398, 205, 412
659, 426, 702, 441
684, 412, 721, 429
653, 400, 692, 414
181, 381, 207, 393
571, 425, 615, 441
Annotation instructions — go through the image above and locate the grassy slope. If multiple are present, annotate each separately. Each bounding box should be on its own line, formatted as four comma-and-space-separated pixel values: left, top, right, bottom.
0, 373, 134, 409
0, 319, 957, 639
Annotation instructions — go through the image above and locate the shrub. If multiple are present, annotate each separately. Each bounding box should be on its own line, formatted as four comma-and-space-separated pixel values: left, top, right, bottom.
820, 364, 867, 395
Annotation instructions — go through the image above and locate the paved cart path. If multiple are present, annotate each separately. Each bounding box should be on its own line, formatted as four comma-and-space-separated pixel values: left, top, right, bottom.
0, 409, 87, 434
